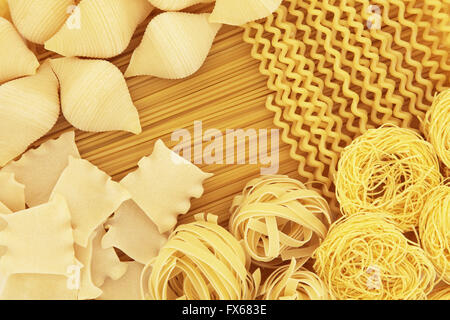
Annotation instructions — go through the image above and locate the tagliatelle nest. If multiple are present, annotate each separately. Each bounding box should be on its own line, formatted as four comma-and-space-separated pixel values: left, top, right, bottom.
335, 126, 442, 232
229, 175, 331, 268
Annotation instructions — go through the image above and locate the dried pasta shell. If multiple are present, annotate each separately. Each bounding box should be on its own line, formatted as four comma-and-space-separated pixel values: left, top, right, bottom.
0, 172, 24, 212
44, 0, 153, 58
1, 131, 80, 207
0, 61, 59, 167
50, 57, 141, 134
8, 0, 74, 44
125, 12, 222, 79
0, 17, 39, 83
98, 261, 143, 300
148, 0, 213, 11
209, 0, 282, 26
0, 0, 10, 20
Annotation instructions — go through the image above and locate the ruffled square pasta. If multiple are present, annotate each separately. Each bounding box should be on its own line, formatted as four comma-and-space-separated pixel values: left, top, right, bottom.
0, 172, 25, 212
98, 261, 144, 300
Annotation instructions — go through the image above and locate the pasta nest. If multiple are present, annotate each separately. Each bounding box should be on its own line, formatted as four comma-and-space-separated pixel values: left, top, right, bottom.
260, 258, 331, 300
428, 285, 450, 300
313, 213, 436, 300
141, 214, 260, 300
229, 175, 331, 268
423, 89, 450, 170
419, 185, 450, 284
335, 125, 442, 232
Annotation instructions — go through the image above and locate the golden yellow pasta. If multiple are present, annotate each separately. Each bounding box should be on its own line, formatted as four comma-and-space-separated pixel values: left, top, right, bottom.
419, 185, 450, 284
125, 12, 222, 79
8, 0, 74, 44
423, 89, 450, 169
2, 131, 80, 207
0, 0, 10, 20
210, 0, 282, 26
313, 214, 436, 300
120, 139, 212, 234
50, 57, 142, 134
142, 214, 260, 300
428, 285, 450, 300
98, 261, 144, 300
0, 61, 59, 167
260, 258, 331, 300
230, 175, 331, 267
148, 0, 213, 11
45, 0, 153, 58
0, 200, 12, 214
0, 172, 24, 212
335, 126, 442, 232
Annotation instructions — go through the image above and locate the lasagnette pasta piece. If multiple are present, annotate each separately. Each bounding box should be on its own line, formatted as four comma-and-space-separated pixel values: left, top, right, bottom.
8, 0, 74, 44
0, 61, 60, 167
125, 12, 222, 79
147, 0, 213, 11
0, 172, 24, 212
98, 261, 144, 300
0, 17, 38, 83
44, 0, 153, 58
51, 157, 131, 247
49, 57, 142, 134
120, 139, 212, 234
102, 200, 168, 265
1, 131, 80, 207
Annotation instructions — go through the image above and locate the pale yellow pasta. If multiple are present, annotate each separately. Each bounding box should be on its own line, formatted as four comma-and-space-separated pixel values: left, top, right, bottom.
125, 12, 222, 79
0, 0, 10, 20
49, 57, 142, 134
1, 131, 80, 207
0, 172, 24, 212
98, 261, 144, 300
51, 156, 130, 247
0, 194, 77, 276
120, 139, 212, 234
209, 0, 282, 26
74, 237, 102, 300
8, 0, 74, 44
0, 201, 12, 214
102, 200, 168, 265
148, 0, 213, 11
45, 0, 153, 58
0, 17, 38, 83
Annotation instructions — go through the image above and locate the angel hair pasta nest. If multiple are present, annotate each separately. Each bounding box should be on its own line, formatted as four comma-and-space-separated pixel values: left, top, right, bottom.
229, 175, 331, 268
141, 214, 260, 300
313, 214, 436, 300
335, 125, 442, 232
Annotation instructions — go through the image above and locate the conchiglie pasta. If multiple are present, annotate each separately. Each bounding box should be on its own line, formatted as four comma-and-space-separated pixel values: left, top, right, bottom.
8, 0, 74, 44
147, 0, 213, 11
49, 57, 142, 134
125, 12, 222, 79
0, 17, 39, 83
44, 0, 153, 58
0, 61, 60, 167
209, 0, 282, 26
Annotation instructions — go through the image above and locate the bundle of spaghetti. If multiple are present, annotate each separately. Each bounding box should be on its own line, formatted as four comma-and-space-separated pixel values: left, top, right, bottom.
335, 126, 442, 232
423, 89, 450, 169
419, 185, 450, 283
428, 285, 450, 300
229, 175, 331, 268
141, 214, 260, 300
313, 213, 436, 300
260, 258, 331, 300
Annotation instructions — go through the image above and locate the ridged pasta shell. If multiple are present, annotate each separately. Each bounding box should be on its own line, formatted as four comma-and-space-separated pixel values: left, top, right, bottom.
8, 0, 74, 45
0, 61, 60, 167
148, 0, 213, 11
209, 0, 282, 26
49, 57, 142, 134
44, 0, 153, 58
0, 17, 39, 83
125, 12, 222, 79
0, 0, 10, 20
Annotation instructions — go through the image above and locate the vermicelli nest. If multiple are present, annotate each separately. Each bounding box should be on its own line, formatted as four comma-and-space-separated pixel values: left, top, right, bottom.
141, 214, 260, 300
260, 258, 331, 300
313, 214, 436, 300
419, 185, 450, 284
229, 175, 332, 268
423, 89, 450, 170
335, 126, 442, 232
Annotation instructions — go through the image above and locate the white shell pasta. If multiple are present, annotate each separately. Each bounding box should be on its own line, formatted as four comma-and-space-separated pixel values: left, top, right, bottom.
209, 0, 282, 26
2, 131, 80, 207
51, 157, 131, 247
44, 0, 153, 58
0, 61, 60, 167
98, 261, 143, 300
125, 12, 222, 79
49, 57, 142, 134
8, 0, 75, 44
147, 0, 213, 11
120, 139, 212, 233
0, 17, 39, 83
102, 200, 168, 265
0, 172, 24, 212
